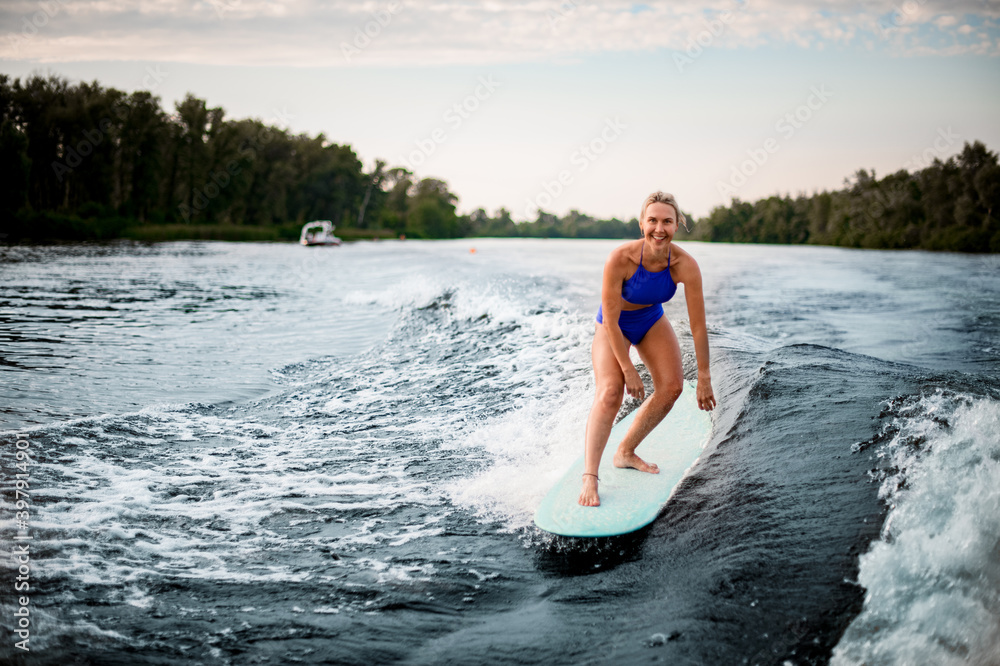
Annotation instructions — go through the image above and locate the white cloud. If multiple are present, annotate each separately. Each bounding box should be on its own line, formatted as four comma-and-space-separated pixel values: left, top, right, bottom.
1, 0, 998, 64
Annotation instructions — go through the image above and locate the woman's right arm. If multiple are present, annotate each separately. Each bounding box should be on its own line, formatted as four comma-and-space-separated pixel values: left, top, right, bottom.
601, 250, 645, 401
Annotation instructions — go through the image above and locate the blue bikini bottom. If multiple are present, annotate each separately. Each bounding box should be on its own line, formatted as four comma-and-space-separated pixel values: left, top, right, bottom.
596, 303, 664, 345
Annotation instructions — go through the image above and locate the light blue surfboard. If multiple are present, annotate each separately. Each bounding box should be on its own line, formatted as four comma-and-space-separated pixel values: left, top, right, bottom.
534, 381, 711, 538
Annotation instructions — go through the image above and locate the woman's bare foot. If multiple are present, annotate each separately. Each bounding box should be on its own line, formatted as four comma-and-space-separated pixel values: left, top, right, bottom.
578, 473, 600, 506
613, 451, 660, 473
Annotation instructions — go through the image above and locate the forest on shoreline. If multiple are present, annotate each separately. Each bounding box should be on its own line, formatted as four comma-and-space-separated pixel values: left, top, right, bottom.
2, 75, 998, 252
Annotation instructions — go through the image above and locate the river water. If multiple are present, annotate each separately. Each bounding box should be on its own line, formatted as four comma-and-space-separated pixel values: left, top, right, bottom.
1, 239, 998, 665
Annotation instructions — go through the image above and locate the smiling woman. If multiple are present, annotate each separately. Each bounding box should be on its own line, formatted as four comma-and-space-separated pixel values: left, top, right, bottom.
580, 190, 716, 507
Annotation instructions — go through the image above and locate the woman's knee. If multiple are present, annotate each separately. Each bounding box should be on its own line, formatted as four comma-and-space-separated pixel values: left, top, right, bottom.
595, 381, 624, 412
652, 380, 683, 410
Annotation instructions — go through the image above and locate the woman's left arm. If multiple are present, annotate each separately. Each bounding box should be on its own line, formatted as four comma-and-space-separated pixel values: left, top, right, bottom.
679, 257, 717, 411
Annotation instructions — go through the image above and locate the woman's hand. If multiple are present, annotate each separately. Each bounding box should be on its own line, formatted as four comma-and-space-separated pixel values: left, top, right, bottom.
697, 373, 716, 411
624, 366, 645, 401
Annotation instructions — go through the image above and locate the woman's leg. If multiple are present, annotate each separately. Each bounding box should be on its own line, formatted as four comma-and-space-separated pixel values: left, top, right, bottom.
613, 315, 684, 472
579, 324, 626, 507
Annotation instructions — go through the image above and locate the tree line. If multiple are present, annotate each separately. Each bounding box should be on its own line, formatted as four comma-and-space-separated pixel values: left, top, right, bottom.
0, 74, 469, 241
1, 74, 997, 251
687, 141, 1000, 252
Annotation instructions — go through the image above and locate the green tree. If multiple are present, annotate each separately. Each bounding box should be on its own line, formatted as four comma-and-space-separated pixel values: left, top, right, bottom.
0, 76, 31, 229
118, 91, 167, 222
407, 178, 459, 238
377, 168, 413, 233
174, 94, 217, 222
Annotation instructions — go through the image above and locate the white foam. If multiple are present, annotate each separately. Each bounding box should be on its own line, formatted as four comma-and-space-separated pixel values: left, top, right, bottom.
427, 276, 602, 532
313, 606, 341, 614
341, 274, 446, 311
349, 557, 437, 584
16, 259, 600, 602
26, 408, 441, 586
324, 272, 601, 539
446, 383, 593, 532
125, 586, 154, 608
832, 394, 1000, 665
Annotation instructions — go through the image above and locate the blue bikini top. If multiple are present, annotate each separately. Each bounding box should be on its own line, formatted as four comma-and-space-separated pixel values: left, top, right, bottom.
621, 242, 676, 306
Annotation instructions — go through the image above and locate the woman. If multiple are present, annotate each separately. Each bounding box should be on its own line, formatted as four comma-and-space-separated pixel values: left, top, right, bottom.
579, 191, 716, 507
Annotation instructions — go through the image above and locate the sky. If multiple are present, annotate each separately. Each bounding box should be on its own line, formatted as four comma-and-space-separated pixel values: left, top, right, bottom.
1, 0, 999, 221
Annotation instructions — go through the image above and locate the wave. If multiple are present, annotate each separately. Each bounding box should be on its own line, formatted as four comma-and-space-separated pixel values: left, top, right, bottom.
832, 391, 1000, 666
5, 245, 998, 664
0, 271, 592, 594
461, 340, 1000, 664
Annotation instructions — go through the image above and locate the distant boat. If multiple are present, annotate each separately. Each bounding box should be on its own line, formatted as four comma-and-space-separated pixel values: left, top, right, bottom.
300, 221, 342, 246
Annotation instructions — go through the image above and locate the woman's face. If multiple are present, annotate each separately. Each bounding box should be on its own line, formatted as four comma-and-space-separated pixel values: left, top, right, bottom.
640, 202, 678, 250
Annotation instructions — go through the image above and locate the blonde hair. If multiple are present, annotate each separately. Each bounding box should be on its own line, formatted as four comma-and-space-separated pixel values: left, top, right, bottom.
640, 191, 688, 232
